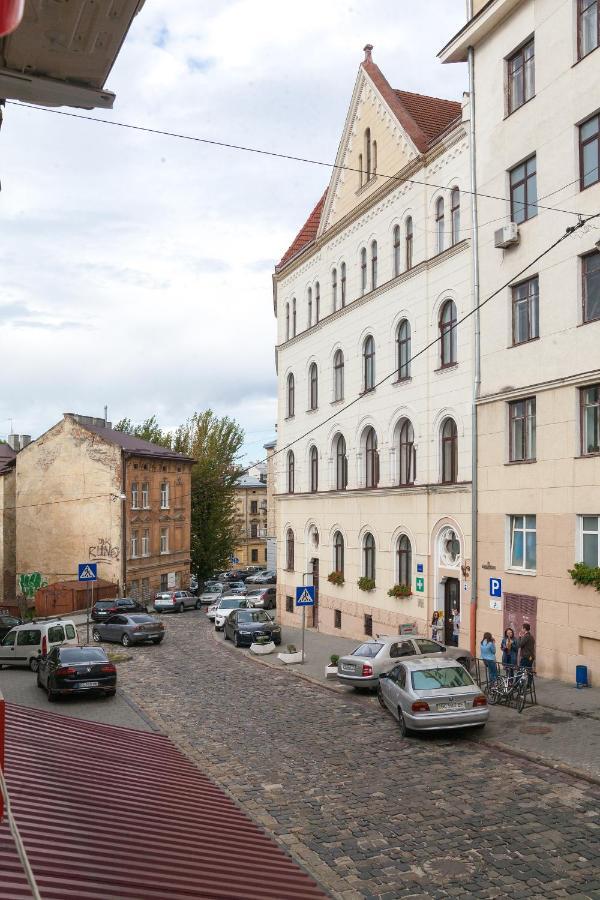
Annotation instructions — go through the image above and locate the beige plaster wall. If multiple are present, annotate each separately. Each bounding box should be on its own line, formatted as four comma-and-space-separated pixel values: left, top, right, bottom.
0, 469, 16, 603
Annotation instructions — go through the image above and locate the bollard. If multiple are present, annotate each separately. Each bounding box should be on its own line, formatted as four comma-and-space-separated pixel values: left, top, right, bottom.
576, 664, 588, 689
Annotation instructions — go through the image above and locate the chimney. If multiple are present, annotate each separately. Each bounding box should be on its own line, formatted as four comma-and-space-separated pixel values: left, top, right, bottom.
19, 435, 31, 449
363, 44, 373, 62
7, 434, 19, 452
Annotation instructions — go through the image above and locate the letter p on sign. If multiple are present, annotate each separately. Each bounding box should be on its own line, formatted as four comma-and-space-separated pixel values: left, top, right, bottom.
489, 577, 502, 598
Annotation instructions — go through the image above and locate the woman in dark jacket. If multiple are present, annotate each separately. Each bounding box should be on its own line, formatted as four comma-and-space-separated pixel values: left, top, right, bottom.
501, 627, 518, 672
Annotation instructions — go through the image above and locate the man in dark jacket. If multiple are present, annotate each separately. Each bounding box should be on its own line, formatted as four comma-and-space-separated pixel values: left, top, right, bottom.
518, 623, 536, 669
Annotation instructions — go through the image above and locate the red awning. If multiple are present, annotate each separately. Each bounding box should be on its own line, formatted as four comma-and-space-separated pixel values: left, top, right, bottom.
1, 703, 326, 899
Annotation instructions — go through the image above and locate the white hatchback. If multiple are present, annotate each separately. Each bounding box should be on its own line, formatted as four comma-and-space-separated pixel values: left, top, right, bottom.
0, 619, 78, 672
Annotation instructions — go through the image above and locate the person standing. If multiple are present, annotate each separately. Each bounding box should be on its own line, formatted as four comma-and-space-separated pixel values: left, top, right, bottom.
480, 632, 498, 685
518, 623, 536, 670
451, 606, 460, 647
431, 611, 440, 641
501, 627, 518, 672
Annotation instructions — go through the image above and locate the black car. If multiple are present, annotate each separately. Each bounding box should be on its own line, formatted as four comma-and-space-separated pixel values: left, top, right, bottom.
37, 645, 117, 701
91, 597, 147, 622
224, 608, 282, 647
0, 614, 22, 640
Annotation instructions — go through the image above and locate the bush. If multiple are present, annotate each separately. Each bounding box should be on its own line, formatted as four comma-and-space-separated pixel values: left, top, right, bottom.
387, 584, 412, 599
287, 644, 298, 654
569, 562, 600, 592
327, 571, 345, 586
329, 654, 339, 666
254, 635, 272, 645
357, 576, 376, 592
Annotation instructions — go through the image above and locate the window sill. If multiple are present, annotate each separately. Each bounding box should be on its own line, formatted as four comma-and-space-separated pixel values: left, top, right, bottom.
572, 45, 599, 68
359, 387, 376, 396
578, 315, 600, 327
392, 376, 412, 386
305, 408, 318, 414
506, 567, 536, 577
503, 94, 535, 120
435, 363, 458, 374
330, 398, 345, 406
505, 459, 537, 466
577, 451, 600, 459
509, 335, 540, 349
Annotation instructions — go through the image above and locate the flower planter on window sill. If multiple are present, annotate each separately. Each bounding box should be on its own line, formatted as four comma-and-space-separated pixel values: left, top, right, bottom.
357, 577, 376, 592
327, 571, 345, 587
387, 584, 413, 599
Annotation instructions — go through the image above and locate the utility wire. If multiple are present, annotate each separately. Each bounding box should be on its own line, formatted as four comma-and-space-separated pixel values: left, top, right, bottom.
0, 766, 43, 900
4, 100, 585, 219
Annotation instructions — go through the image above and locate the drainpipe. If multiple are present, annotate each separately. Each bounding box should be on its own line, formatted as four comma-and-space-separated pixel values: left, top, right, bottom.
467, 1, 481, 658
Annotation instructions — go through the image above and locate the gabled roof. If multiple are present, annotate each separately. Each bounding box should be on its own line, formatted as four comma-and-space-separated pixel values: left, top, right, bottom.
276, 190, 327, 271
237, 474, 266, 489
69, 416, 194, 463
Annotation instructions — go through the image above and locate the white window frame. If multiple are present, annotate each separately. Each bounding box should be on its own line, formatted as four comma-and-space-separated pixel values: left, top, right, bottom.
142, 528, 150, 557
160, 481, 170, 509
506, 514, 537, 574
160, 527, 169, 554
131, 530, 139, 558
578, 514, 600, 567
131, 482, 139, 509
141, 482, 150, 509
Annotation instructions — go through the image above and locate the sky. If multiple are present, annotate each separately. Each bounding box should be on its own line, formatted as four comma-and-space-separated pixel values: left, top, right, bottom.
0, 0, 467, 464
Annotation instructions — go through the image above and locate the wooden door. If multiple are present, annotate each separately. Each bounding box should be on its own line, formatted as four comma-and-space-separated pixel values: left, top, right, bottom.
444, 578, 460, 645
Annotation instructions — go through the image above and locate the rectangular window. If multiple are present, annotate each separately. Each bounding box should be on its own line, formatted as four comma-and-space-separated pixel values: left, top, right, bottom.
131, 482, 138, 509
160, 527, 169, 554
160, 573, 168, 591
251, 549, 258, 562
160, 481, 169, 509
580, 114, 599, 189
334, 609, 342, 629
509, 515, 536, 571
578, 0, 599, 59
507, 38, 535, 114
512, 276, 539, 344
141, 578, 150, 600
583, 252, 600, 323
130, 580, 139, 600
141, 482, 149, 508
580, 515, 600, 566
286, 595, 293, 613
509, 397, 536, 461
250, 522, 258, 538
581, 384, 600, 454
250, 500, 258, 514
364, 614, 373, 636
131, 530, 138, 558
510, 155, 537, 224
142, 528, 150, 556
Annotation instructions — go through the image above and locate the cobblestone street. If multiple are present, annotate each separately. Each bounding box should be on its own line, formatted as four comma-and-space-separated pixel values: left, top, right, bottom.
118, 612, 600, 899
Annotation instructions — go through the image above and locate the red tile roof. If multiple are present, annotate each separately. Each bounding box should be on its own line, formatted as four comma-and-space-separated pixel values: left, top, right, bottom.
393, 89, 462, 148
276, 191, 327, 270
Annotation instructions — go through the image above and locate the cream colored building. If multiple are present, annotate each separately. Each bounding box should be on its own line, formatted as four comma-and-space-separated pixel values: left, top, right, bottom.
264, 440, 278, 571
233, 474, 268, 567
441, 0, 600, 678
273, 48, 475, 648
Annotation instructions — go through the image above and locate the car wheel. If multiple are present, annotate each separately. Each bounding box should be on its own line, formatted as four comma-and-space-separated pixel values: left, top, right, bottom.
397, 708, 412, 738
121, 633, 131, 648
47, 685, 56, 703
92, 630, 101, 643
29, 656, 39, 673
152, 637, 163, 645
377, 686, 386, 709
223, 628, 229, 641
195, 600, 202, 610
234, 632, 241, 647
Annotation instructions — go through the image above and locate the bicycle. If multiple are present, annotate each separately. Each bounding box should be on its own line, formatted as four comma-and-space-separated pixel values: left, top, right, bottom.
487, 666, 532, 712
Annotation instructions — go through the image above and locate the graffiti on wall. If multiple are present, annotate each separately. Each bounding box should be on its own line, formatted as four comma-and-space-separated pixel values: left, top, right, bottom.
89, 538, 120, 562
18, 572, 48, 599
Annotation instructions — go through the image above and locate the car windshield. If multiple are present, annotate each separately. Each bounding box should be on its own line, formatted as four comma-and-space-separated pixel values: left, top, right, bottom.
236, 611, 270, 623
60, 648, 107, 663
411, 667, 474, 691
96, 601, 114, 608
128, 615, 155, 623
352, 642, 384, 659
220, 599, 243, 609
205, 586, 222, 593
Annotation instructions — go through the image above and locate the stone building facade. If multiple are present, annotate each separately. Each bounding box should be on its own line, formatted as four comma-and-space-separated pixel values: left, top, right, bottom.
233, 474, 268, 567
0, 444, 16, 606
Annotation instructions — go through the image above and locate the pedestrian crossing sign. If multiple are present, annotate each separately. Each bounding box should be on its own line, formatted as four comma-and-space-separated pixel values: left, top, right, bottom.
78, 563, 98, 582
295, 585, 315, 606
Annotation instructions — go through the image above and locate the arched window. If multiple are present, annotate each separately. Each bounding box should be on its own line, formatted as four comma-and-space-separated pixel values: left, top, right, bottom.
393, 224, 401, 277
451, 187, 460, 245
315, 282, 320, 323
365, 426, 379, 488
334, 349, 344, 401
287, 450, 295, 493
358, 153, 363, 189
398, 419, 416, 486
440, 299, 457, 367
371, 240, 378, 290
405, 216, 413, 270
307, 287, 312, 328
365, 127, 372, 180
340, 262, 347, 307
292, 298, 297, 337
335, 434, 348, 490
285, 303, 290, 341
363, 335, 375, 391
363, 532, 376, 580
441, 418, 458, 483
397, 535, 412, 588
309, 445, 318, 492
360, 247, 367, 294
332, 268, 337, 311
396, 319, 411, 380
309, 362, 318, 410
333, 531, 344, 575
287, 373, 295, 418
436, 197, 445, 253
286, 528, 295, 570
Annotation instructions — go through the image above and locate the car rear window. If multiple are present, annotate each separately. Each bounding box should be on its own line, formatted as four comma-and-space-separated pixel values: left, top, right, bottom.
220, 599, 243, 608
96, 601, 115, 608
65, 624, 76, 640
352, 642, 383, 658
60, 648, 108, 663
48, 625, 65, 643
411, 667, 474, 691
128, 615, 155, 623
16, 629, 42, 646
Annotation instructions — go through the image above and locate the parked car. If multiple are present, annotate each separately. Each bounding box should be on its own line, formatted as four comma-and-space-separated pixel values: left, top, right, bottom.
37, 645, 117, 702
227, 581, 247, 592
153, 590, 199, 613
91, 597, 147, 622
210, 596, 249, 628
252, 570, 276, 585
378, 657, 489, 737
93, 614, 165, 647
0, 619, 78, 672
245, 587, 277, 610
224, 609, 282, 647
336, 635, 473, 690
0, 614, 22, 640
198, 583, 224, 605
245, 569, 269, 585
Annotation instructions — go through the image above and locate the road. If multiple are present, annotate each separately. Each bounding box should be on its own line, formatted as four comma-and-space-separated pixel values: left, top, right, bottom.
110, 610, 600, 899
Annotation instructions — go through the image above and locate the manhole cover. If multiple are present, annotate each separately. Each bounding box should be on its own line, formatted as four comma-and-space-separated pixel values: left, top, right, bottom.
528, 711, 571, 724
521, 725, 553, 735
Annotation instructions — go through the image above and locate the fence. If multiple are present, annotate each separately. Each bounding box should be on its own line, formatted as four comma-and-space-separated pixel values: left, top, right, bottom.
471, 658, 537, 712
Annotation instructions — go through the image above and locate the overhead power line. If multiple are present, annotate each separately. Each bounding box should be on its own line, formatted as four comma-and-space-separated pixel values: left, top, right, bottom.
5, 100, 586, 218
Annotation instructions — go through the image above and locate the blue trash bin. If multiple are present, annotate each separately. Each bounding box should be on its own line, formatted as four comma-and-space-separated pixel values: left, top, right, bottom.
576, 664, 588, 688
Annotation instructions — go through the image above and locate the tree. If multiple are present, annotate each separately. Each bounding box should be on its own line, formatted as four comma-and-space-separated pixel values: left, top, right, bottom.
114, 415, 172, 448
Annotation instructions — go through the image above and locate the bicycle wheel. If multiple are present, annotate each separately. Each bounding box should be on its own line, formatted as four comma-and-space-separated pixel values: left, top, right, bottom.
516, 681, 528, 712
487, 685, 501, 705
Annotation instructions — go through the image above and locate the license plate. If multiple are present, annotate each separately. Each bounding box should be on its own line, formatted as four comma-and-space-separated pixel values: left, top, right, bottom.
78, 681, 99, 688
438, 702, 466, 712
341, 664, 354, 673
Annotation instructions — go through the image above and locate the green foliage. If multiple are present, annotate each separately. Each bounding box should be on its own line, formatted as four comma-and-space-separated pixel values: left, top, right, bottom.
357, 576, 376, 592
329, 654, 339, 666
254, 635, 273, 645
327, 570, 345, 586
287, 644, 298, 654
114, 416, 173, 449
387, 583, 413, 598
569, 562, 600, 592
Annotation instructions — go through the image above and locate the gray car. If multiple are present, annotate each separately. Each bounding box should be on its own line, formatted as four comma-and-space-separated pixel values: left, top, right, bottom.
336, 635, 473, 689
92, 613, 165, 648
378, 657, 489, 736
154, 590, 199, 613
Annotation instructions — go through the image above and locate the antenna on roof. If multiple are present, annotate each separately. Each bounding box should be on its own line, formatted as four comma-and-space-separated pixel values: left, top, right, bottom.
104, 405, 108, 426
363, 44, 373, 62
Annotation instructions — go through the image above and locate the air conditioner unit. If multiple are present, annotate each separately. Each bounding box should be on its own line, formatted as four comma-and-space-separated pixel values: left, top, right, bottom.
494, 222, 519, 249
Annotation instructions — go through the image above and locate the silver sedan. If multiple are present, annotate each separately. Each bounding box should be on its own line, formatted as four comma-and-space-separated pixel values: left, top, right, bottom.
336, 635, 473, 689
378, 657, 489, 736
92, 613, 165, 648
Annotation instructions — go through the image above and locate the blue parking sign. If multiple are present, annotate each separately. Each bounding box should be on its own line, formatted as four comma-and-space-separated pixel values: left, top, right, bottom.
489, 577, 502, 598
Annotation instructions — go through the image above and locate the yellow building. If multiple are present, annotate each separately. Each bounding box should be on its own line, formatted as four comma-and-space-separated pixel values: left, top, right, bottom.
233, 474, 268, 567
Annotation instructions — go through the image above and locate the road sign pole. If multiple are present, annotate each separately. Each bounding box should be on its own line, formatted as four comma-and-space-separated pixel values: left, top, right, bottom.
301, 606, 305, 664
